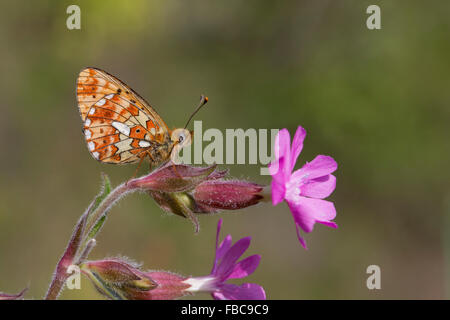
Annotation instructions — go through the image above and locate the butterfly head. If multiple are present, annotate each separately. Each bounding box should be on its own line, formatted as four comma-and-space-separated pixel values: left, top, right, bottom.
169, 128, 192, 163
171, 128, 192, 148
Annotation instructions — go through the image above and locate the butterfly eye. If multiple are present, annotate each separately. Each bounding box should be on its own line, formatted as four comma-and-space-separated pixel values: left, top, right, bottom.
178, 135, 184, 143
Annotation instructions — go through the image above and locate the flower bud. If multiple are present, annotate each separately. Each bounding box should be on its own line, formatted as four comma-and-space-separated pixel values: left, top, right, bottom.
193, 180, 264, 210
81, 258, 156, 300
128, 163, 218, 193
144, 165, 266, 231
81, 259, 193, 300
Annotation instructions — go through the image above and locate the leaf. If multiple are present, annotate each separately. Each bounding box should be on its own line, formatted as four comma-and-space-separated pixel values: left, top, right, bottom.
90, 173, 112, 215
88, 216, 106, 239
84, 173, 112, 240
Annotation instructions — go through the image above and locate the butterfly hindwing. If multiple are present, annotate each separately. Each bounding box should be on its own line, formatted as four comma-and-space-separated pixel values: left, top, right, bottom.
76, 67, 172, 164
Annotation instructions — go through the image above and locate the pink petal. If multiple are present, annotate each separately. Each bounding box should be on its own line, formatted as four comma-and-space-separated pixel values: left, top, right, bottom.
211, 291, 227, 300
270, 129, 292, 181
290, 126, 306, 172
319, 221, 338, 228
215, 237, 251, 280
269, 155, 286, 184
213, 283, 266, 300
227, 255, 261, 279
287, 196, 336, 233
295, 224, 308, 249
301, 174, 336, 199
275, 129, 291, 164
271, 179, 286, 205
292, 155, 337, 181
215, 218, 223, 251
213, 234, 232, 273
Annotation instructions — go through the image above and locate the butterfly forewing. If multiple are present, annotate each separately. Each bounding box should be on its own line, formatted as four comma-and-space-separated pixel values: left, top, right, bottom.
76, 67, 172, 164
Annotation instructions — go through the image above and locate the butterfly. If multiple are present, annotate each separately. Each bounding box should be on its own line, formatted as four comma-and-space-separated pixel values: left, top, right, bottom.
76, 67, 207, 169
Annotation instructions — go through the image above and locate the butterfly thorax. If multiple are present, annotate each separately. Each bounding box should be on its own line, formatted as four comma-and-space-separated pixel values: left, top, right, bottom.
147, 139, 175, 166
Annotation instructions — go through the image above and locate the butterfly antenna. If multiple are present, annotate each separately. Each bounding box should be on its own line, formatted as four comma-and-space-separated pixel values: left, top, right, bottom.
184, 95, 208, 129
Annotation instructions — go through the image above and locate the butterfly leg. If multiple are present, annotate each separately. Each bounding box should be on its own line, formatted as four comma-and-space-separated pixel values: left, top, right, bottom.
171, 162, 184, 179
126, 154, 146, 185
146, 151, 156, 172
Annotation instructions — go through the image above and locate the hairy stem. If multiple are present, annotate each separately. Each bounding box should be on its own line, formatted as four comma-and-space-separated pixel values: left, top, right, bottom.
45, 180, 139, 300
75, 239, 97, 265
84, 182, 135, 239
44, 213, 87, 300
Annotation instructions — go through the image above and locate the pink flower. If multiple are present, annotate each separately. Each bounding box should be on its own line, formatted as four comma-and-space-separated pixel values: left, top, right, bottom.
269, 126, 338, 249
81, 220, 265, 300
184, 219, 266, 300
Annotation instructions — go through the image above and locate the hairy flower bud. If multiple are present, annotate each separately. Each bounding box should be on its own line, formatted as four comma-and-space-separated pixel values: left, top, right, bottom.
147, 164, 265, 215
81, 259, 156, 300
143, 163, 266, 231
128, 163, 219, 193
81, 259, 193, 300
193, 180, 264, 210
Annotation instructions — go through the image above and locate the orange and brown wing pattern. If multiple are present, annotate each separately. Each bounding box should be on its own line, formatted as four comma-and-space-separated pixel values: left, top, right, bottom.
76, 67, 171, 164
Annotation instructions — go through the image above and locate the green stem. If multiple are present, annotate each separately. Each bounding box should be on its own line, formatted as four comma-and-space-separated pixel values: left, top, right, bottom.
44, 181, 139, 300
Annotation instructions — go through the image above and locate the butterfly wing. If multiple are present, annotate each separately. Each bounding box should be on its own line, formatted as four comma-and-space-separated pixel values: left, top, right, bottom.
76, 67, 171, 164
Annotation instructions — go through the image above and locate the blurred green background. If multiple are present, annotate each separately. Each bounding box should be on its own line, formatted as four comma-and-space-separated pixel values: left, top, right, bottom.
0, 0, 449, 299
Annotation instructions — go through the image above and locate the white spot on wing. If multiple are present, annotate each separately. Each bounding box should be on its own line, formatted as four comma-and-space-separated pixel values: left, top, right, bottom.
88, 141, 95, 151
105, 93, 114, 99
92, 152, 100, 160
85, 129, 92, 139
89, 108, 95, 115
139, 140, 151, 148
115, 139, 133, 153
96, 99, 106, 106
85, 119, 91, 126
112, 121, 131, 136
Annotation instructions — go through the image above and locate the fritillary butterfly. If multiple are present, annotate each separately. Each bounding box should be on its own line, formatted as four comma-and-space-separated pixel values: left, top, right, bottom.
76, 67, 202, 168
